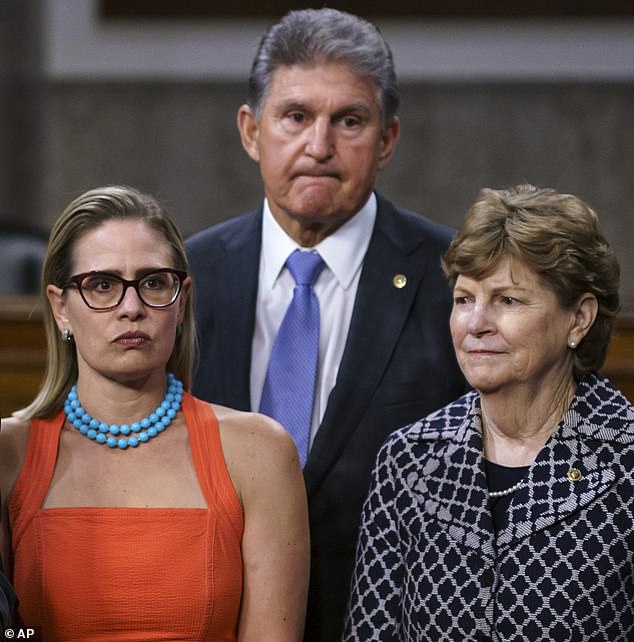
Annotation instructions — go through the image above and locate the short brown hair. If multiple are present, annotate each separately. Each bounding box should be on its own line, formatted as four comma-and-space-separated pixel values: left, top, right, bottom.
442, 184, 620, 376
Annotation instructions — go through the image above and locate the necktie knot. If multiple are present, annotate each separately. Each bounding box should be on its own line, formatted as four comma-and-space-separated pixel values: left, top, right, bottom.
286, 250, 324, 286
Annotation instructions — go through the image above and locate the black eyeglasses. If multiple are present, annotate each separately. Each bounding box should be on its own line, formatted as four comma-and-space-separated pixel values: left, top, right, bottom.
65, 268, 188, 310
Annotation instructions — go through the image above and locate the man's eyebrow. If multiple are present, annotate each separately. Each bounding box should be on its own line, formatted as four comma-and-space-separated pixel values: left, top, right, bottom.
273, 99, 373, 115
274, 99, 309, 111
332, 103, 372, 118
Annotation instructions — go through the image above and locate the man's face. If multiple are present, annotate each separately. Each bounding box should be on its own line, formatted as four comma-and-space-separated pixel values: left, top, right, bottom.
238, 61, 399, 245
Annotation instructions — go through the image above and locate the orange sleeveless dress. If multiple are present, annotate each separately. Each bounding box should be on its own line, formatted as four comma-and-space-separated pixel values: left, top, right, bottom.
9, 393, 243, 642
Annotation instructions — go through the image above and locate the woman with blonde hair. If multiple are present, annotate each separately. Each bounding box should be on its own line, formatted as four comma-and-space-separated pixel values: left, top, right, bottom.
0, 186, 309, 641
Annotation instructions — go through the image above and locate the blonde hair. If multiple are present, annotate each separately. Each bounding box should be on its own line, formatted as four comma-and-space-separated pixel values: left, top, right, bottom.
16, 186, 196, 420
442, 184, 620, 376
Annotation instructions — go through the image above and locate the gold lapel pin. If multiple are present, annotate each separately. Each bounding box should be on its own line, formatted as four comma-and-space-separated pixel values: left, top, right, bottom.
567, 467, 582, 482
393, 273, 407, 289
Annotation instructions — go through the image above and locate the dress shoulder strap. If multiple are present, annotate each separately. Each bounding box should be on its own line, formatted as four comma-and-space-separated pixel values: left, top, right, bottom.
9, 411, 64, 548
182, 393, 243, 538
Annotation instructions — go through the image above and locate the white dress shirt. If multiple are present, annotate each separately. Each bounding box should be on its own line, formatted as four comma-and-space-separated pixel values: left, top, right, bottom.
250, 194, 377, 447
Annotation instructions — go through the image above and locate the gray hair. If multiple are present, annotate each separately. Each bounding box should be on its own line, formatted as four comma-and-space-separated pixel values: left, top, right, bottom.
247, 8, 400, 128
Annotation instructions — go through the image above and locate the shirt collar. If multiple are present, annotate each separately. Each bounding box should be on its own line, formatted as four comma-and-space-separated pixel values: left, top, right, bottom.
260, 193, 377, 291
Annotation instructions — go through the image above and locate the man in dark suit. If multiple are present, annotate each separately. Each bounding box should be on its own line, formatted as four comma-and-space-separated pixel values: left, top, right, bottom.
187, 8, 465, 641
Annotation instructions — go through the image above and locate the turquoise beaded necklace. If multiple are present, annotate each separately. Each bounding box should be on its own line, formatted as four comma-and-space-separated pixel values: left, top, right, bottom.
63, 372, 184, 449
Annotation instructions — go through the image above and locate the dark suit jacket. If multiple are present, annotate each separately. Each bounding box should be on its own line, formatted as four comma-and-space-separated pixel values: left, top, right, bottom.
186, 194, 466, 642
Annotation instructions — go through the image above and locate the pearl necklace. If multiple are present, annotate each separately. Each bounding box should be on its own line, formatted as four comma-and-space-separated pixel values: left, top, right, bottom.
489, 480, 524, 498
64, 373, 183, 449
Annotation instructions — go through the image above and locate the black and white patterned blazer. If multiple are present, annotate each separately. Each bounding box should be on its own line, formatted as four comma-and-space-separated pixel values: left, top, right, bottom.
344, 374, 634, 641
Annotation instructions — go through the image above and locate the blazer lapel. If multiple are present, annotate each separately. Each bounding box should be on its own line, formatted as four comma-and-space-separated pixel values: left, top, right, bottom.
304, 197, 443, 495
406, 406, 497, 559
497, 395, 633, 550
212, 211, 261, 410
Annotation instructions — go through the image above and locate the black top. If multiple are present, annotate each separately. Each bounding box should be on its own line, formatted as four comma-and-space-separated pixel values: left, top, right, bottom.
485, 459, 529, 533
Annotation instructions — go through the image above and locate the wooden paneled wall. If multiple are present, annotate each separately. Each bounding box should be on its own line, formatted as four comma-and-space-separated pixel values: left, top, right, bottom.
0, 298, 46, 417
605, 315, 634, 404
1, 297, 632, 418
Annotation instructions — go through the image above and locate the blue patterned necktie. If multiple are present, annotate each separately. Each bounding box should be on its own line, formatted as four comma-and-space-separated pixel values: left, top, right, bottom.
259, 250, 325, 467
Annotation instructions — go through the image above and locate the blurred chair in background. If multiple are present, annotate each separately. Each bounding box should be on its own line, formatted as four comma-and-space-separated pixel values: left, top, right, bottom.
0, 225, 47, 295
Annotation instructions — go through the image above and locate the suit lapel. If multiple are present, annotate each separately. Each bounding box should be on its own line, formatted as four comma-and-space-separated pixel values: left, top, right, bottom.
407, 405, 497, 558
497, 415, 623, 550
304, 197, 438, 495
213, 211, 261, 410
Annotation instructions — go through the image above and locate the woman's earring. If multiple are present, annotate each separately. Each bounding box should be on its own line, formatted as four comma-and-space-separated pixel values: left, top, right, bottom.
568, 340, 577, 349
62, 328, 73, 343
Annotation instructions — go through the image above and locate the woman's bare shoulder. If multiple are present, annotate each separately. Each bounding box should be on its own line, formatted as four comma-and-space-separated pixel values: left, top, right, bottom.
0, 415, 31, 450
212, 404, 300, 493
0, 416, 31, 490
213, 404, 295, 453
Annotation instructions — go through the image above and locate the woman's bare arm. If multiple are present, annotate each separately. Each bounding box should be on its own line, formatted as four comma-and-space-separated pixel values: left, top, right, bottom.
217, 407, 310, 642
